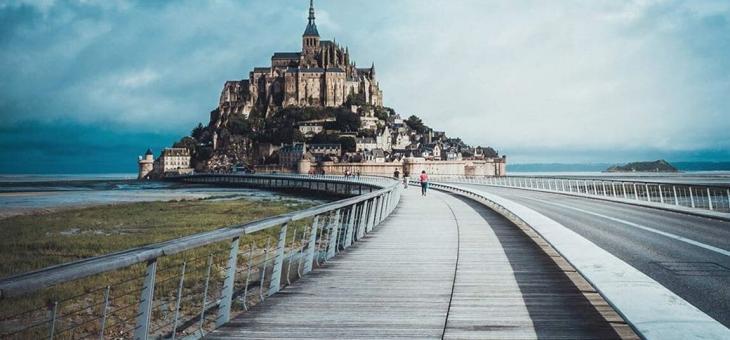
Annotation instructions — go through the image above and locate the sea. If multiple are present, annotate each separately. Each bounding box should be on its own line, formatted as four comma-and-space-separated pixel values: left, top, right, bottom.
2, 171, 729, 219
0, 173, 327, 219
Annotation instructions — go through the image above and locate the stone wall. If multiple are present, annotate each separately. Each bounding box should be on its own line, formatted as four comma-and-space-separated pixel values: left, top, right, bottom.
306, 158, 506, 177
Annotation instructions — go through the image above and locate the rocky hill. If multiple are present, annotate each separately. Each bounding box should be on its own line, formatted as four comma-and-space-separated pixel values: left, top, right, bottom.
606, 160, 678, 173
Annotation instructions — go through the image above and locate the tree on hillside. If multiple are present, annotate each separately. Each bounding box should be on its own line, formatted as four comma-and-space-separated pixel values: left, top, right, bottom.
405, 115, 429, 133
191, 123, 205, 140
339, 136, 356, 153
229, 115, 252, 136
335, 109, 361, 132
482, 146, 499, 158
345, 92, 366, 106
374, 106, 395, 121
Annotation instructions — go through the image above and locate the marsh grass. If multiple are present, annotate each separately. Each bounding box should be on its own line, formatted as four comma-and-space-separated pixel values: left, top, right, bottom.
0, 197, 316, 338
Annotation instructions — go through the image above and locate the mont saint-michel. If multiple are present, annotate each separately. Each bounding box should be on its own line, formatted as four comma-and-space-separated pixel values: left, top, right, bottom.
138, 0, 506, 179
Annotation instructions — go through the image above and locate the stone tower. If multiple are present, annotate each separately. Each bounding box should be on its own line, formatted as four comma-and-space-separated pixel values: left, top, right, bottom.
138, 148, 154, 180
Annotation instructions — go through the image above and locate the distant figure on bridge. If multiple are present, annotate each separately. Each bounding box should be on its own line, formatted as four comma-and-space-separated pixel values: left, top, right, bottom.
394, 168, 400, 179
419, 170, 429, 196
403, 170, 410, 189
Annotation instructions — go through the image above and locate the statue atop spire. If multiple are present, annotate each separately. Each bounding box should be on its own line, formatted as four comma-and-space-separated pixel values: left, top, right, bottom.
303, 0, 319, 37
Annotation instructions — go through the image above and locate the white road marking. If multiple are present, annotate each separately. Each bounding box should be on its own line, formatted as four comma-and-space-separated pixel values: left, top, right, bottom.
520, 196, 730, 257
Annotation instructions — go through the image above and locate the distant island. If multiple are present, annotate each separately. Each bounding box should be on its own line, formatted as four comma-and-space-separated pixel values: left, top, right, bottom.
606, 160, 678, 173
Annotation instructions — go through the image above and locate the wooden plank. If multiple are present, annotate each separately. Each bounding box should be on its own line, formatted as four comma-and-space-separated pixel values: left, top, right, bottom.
207, 189, 633, 339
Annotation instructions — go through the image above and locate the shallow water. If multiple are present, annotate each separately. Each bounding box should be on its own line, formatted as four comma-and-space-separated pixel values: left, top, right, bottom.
0, 174, 328, 218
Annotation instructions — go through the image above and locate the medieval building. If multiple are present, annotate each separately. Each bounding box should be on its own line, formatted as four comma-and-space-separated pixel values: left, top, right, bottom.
211, 0, 383, 128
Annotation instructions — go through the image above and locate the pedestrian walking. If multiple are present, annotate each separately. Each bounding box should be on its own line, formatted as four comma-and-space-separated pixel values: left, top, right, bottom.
394, 168, 400, 179
419, 170, 429, 196
403, 170, 410, 189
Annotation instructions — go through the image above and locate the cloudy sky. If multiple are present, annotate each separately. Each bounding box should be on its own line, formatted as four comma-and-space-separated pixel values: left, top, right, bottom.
1, 0, 729, 173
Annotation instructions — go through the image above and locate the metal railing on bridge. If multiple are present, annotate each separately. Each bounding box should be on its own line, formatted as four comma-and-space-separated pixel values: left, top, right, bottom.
0, 174, 401, 340
434, 175, 730, 213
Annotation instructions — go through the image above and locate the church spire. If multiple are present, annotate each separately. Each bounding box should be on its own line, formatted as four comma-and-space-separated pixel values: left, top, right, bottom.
303, 0, 319, 37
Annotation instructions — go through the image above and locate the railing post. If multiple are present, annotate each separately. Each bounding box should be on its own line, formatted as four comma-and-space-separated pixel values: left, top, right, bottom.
99, 286, 110, 340
690, 187, 695, 208
368, 197, 378, 232
633, 183, 639, 200
367, 198, 376, 232
134, 259, 158, 340
326, 211, 340, 260
602, 182, 607, 196
658, 185, 664, 204
241, 245, 253, 311
215, 237, 239, 328
259, 237, 271, 301
48, 301, 58, 340
268, 223, 288, 296
645, 184, 651, 201
200, 254, 213, 330
673, 186, 679, 205
171, 261, 187, 340
357, 201, 368, 240
611, 182, 616, 197
707, 188, 714, 211
286, 229, 297, 285
377, 194, 386, 223
344, 205, 356, 248
303, 216, 319, 274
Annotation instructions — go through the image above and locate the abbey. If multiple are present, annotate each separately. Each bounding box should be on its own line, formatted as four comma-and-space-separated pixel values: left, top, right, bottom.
212, 0, 383, 126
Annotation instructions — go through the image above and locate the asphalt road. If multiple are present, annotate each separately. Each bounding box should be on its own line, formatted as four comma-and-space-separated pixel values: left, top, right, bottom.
455, 184, 730, 327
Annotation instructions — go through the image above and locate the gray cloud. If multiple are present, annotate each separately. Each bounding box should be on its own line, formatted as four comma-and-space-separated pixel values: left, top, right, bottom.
1, 0, 729, 164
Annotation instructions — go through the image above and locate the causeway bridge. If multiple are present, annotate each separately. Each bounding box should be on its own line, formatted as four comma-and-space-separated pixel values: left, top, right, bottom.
1, 174, 729, 339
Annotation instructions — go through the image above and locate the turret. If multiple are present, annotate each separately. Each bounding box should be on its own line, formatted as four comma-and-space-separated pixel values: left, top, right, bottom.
138, 148, 155, 180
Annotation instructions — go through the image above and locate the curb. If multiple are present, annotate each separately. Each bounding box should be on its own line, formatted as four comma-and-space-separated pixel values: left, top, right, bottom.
431, 182, 730, 340
446, 182, 730, 222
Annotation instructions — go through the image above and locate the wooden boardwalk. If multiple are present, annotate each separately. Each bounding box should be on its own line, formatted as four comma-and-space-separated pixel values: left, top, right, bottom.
207, 189, 635, 339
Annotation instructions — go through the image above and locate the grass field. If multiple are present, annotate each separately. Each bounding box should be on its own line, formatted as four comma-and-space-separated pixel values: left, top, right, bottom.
0, 196, 319, 338
0, 196, 314, 279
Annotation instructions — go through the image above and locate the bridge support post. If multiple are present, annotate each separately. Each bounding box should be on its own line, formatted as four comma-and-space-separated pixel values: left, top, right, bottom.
690, 188, 695, 208
215, 237, 239, 328
303, 216, 319, 274
134, 259, 158, 340
268, 223, 288, 296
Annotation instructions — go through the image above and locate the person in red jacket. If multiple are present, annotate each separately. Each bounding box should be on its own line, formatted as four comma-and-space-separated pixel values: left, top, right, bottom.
419, 170, 429, 196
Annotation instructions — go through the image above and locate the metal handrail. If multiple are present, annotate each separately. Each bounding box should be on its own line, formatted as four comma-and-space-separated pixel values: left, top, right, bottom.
0, 174, 402, 339
434, 175, 730, 213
